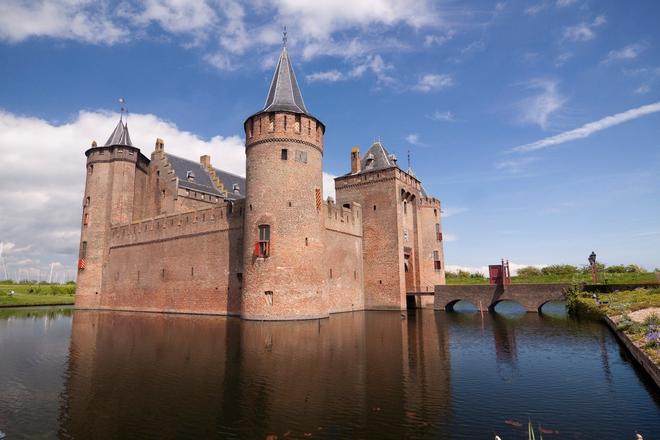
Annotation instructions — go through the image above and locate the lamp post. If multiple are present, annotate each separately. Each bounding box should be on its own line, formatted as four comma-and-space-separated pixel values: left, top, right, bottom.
588, 251, 598, 284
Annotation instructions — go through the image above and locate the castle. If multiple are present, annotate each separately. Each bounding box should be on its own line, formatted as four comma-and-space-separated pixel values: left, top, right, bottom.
75, 42, 446, 320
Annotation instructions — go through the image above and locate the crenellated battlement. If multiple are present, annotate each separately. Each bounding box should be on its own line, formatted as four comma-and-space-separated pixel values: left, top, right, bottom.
109, 203, 243, 249
244, 111, 324, 154
418, 197, 440, 208
324, 199, 363, 237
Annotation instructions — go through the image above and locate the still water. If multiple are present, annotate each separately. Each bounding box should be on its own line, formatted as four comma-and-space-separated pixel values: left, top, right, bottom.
0, 304, 658, 439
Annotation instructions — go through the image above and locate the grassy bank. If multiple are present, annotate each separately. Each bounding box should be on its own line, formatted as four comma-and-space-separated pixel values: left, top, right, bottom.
447, 272, 658, 285
0, 283, 75, 307
571, 287, 660, 365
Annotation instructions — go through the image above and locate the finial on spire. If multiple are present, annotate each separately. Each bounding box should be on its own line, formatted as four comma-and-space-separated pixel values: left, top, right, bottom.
407, 149, 411, 170
282, 26, 288, 47
118, 97, 127, 122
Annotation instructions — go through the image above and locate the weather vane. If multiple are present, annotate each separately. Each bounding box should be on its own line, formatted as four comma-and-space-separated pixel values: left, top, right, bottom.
118, 97, 127, 121
282, 26, 287, 47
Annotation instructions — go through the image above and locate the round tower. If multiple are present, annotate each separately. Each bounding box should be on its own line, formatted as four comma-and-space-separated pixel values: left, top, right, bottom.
75, 118, 140, 309
241, 41, 328, 320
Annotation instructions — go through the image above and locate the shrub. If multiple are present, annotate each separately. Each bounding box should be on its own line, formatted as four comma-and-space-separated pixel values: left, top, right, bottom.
541, 264, 578, 276
517, 266, 542, 277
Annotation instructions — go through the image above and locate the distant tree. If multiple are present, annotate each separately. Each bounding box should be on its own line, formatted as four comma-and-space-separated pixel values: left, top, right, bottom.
605, 265, 627, 273
541, 264, 578, 276
580, 263, 605, 274
624, 264, 645, 273
516, 266, 542, 277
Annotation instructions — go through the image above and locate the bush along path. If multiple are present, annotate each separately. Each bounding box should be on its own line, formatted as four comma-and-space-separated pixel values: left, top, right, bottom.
567, 286, 660, 385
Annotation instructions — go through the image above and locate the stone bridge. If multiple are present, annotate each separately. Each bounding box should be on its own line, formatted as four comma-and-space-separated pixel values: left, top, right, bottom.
433, 283, 569, 313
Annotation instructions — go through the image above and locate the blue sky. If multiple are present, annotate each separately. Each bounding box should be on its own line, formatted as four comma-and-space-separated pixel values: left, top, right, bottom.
0, 0, 659, 280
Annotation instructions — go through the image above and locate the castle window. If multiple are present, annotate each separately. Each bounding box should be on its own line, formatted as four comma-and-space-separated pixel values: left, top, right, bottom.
83, 213, 89, 226
80, 241, 87, 259
435, 224, 442, 241
162, 189, 166, 198
373, 205, 377, 211
433, 251, 442, 271
281, 148, 288, 160
308, 121, 311, 135
330, 268, 333, 278
284, 115, 287, 131
255, 224, 270, 258
88, 165, 93, 175
295, 115, 301, 133
265, 291, 273, 306
249, 119, 254, 138
268, 114, 275, 132
403, 201, 407, 214
305, 237, 308, 246
295, 150, 307, 163
84, 196, 90, 207
434, 208, 437, 217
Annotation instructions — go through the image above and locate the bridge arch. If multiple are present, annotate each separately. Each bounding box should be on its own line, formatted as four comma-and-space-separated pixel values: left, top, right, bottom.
538, 299, 567, 315
445, 299, 479, 312
489, 299, 526, 315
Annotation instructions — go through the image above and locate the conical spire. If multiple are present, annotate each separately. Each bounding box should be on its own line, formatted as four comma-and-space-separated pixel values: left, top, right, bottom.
104, 119, 133, 147
262, 42, 308, 115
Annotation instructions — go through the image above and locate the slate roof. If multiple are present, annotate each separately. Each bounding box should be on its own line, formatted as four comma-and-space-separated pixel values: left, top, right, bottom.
358, 141, 399, 174
165, 153, 245, 199
262, 46, 308, 115
104, 119, 133, 147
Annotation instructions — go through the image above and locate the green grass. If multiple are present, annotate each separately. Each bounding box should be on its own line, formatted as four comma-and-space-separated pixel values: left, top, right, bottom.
446, 272, 658, 285
0, 283, 75, 307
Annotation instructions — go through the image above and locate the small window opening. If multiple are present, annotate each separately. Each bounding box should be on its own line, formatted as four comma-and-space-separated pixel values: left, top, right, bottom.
83, 213, 89, 226
379, 280, 383, 284
288, 201, 292, 207
80, 241, 87, 258
255, 224, 270, 258
435, 224, 442, 241
330, 269, 333, 278
265, 291, 274, 306
157, 170, 160, 177
354, 270, 357, 280
373, 205, 377, 211
268, 114, 275, 132
88, 165, 94, 175
249, 204, 253, 211
284, 115, 287, 131
433, 251, 442, 271
281, 148, 288, 160
295, 114, 301, 133
191, 267, 194, 277
305, 237, 308, 246
295, 150, 307, 163
161, 268, 166, 279
403, 201, 407, 214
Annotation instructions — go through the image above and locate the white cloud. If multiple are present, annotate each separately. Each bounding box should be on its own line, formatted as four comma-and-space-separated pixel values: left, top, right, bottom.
350, 54, 395, 85
635, 84, 651, 94
0, 109, 245, 277
602, 43, 646, 64
524, 3, 548, 16
555, 52, 573, 67
442, 207, 467, 218
323, 172, 337, 199
128, 0, 218, 35
272, 0, 439, 40
516, 79, 565, 130
556, 0, 577, 7
563, 15, 606, 42
442, 233, 457, 242
446, 262, 547, 276
510, 101, 660, 153
306, 70, 346, 82
495, 156, 538, 173
204, 52, 237, 71
0, 0, 128, 44
413, 74, 453, 92
430, 111, 456, 122
424, 30, 455, 47
405, 133, 420, 145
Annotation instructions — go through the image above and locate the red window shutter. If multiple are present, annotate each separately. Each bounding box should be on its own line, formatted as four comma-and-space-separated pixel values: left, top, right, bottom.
254, 242, 260, 257
78, 259, 86, 270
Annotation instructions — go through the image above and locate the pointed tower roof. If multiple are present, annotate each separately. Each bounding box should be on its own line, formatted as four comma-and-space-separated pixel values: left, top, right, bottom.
104, 118, 133, 147
359, 140, 399, 173
262, 44, 309, 115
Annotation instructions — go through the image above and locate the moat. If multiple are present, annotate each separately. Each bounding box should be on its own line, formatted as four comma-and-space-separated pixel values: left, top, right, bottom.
1, 305, 659, 439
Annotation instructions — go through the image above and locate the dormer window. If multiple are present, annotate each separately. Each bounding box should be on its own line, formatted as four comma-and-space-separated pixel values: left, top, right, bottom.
186, 171, 195, 182
365, 153, 375, 169
233, 183, 240, 194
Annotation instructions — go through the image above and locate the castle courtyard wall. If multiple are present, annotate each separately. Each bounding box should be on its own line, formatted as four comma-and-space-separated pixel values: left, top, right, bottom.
98, 205, 243, 315
324, 201, 365, 313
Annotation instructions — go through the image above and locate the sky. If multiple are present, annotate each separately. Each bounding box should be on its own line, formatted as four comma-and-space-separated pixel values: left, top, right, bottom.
0, 0, 659, 281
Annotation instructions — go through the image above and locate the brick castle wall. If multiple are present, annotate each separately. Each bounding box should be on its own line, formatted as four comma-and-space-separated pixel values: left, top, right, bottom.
324, 200, 364, 313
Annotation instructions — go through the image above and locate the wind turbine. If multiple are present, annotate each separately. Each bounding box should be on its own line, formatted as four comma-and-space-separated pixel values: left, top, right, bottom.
0, 242, 8, 281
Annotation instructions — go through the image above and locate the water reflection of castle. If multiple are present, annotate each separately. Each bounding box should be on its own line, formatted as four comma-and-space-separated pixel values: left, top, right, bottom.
60, 311, 452, 438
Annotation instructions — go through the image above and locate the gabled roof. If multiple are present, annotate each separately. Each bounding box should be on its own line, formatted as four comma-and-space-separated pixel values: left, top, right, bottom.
262, 46, 308, 115
104, 119, 133, 147
359, 141, 399, 173
165, 153, 246, 199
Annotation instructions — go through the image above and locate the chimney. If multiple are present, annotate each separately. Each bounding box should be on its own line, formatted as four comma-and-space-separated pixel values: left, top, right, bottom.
155, 138, 165, 152
351, 146, 361, 174
200, 155, 211, 168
